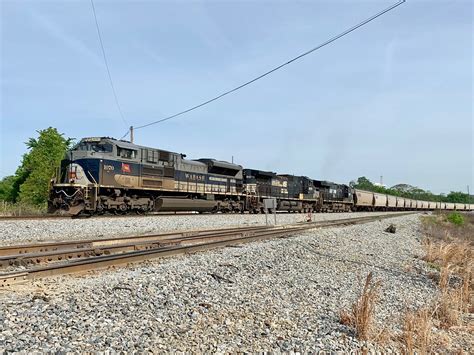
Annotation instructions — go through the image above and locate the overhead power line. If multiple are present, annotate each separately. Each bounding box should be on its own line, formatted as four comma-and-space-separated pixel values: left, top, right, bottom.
134, 0, 405, 130
119, 128, 130, 140
90, 0, 128, 127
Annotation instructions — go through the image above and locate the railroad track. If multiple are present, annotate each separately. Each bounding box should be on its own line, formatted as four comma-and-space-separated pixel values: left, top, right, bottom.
0, 212, 415, 287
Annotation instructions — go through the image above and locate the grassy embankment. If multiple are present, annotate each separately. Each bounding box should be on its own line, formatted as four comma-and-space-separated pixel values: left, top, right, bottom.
0, 201, 47, 216
340, 211, 473, 353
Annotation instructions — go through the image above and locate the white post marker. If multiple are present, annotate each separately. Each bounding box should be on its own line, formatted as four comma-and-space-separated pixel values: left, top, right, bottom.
263, 198, 277, 226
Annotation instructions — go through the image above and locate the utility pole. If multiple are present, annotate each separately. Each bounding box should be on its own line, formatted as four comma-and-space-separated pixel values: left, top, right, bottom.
130, 126, 134, 143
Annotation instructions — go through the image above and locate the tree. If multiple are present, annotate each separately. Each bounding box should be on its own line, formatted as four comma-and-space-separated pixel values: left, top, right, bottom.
0, 175, 16, 202
350, 176, 375, 191
13, 128, 72, 206
445, 191, 471, 203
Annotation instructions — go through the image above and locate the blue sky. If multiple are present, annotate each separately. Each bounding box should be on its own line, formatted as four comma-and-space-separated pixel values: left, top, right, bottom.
1, 0, 472, 194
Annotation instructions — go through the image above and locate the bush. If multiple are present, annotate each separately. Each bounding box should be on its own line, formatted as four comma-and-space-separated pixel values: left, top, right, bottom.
446, 212, 464, 226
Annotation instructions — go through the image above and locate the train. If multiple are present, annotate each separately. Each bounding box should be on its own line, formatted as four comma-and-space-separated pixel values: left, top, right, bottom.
48, 137, 474, 215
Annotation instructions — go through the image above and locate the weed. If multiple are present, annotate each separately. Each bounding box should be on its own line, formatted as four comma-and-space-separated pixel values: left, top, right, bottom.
421, 212, 473, 333
439, 265, 453, 291
421, 239, 471, 272
401, 307, 433, 355
0, 201, 46, 216
426, 261, 440, 271
339, 272, 381, 341
447, 212, 464, 226
421, 212, 473, 242
402, 310, 415, 354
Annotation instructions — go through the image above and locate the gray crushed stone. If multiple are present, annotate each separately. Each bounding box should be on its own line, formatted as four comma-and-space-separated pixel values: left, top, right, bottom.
0, 213, 438, 352
0, 212, 401, 245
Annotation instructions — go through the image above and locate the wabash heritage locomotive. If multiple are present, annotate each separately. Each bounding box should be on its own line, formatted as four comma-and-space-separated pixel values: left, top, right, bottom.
48, 137, 473, 215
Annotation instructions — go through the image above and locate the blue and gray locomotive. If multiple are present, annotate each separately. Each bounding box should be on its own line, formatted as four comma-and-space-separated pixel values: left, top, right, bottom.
48, 137, 244, 215
48, 136, 354, 215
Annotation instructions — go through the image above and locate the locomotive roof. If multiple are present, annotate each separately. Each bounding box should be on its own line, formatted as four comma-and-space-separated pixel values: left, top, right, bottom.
80, 137, 177, 155
196, 158, 242, 170
243, 169, 276, 177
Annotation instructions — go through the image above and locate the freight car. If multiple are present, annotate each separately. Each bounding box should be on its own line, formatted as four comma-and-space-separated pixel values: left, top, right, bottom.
351, 190, 472, 212
48, 137, 473, 215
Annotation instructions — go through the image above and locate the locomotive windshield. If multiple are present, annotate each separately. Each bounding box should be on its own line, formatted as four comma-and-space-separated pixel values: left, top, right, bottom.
74, 142, 113, 153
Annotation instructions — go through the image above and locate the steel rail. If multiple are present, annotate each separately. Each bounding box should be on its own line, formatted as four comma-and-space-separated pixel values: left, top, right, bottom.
0, 226, 273, 268
0, 225, 270, 256
0, 212, 415, 286
0, 212, 411, 256
0, 225, 311, 286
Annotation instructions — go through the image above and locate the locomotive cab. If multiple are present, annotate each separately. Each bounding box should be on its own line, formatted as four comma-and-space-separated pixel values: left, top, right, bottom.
49, 137, 137, 215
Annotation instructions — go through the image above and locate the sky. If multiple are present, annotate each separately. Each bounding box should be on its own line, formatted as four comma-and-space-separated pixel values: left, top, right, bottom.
0, 0, 472, 194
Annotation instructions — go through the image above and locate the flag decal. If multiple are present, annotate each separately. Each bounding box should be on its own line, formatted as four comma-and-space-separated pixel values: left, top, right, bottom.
121, 163, 131, 173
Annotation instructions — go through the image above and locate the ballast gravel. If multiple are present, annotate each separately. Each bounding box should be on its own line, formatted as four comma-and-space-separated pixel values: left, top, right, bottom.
0, 213, 439, 352
0, 211, 399, 245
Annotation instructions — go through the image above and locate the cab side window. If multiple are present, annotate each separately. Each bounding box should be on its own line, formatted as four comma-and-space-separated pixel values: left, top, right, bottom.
117, 147, 137, 159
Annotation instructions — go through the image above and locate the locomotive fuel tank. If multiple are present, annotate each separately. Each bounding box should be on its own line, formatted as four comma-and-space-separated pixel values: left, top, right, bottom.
155, 198, 217, 212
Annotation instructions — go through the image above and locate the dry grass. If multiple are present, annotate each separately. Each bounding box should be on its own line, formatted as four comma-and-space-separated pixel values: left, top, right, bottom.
0, 201, 46, 216
421, 212, 474, 242
419, 211, 474, 347
376, 212, 472, 352
422, 236, 473, 329
401, 307, 432, 355
402, 311, 415, 354
337, 213, 472, 351
339, 272, 381, 341
436, 271, 472, 329
422, 239, 472, 270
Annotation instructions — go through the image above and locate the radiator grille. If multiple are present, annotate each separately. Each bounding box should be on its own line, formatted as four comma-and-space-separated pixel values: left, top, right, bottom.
142, 179, 162, 187
142, 166, 163, 177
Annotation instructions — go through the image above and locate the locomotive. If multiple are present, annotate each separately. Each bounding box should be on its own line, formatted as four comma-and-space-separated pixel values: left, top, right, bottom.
48, 137, 473, 215
49, 137, 243, 215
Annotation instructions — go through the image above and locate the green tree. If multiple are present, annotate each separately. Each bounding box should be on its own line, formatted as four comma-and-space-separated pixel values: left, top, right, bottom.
15, 128, 72, 206
350, 176, 375, 191
0, 175, 16, 202
445, 191, 471, 203
0, 166, 30, 203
